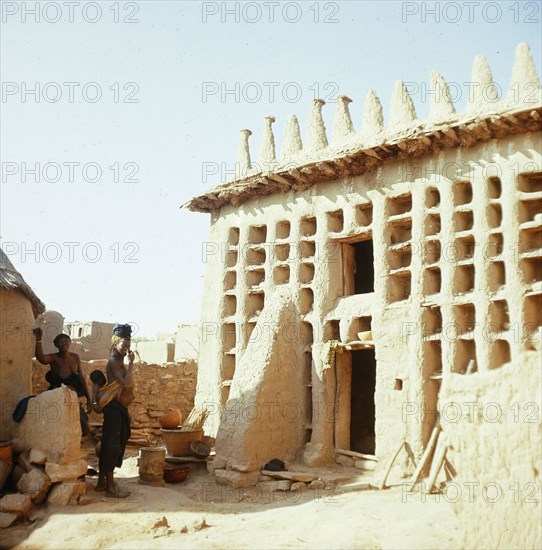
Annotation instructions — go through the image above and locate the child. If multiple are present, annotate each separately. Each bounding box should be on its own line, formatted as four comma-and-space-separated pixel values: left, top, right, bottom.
89, 370, 121, 413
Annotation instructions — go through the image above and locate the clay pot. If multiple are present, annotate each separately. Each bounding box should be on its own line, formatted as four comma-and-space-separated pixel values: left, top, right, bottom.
0, 441, 12, 463
159, 409, 182, 429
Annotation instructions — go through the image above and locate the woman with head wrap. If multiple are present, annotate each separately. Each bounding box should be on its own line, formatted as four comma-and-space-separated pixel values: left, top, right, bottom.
95, 324, 135, 498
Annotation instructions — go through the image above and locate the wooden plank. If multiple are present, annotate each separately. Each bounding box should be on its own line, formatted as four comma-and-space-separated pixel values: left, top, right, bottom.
261, 470, 318, 482
342, 243, 356, 297
406, 422, 441, 492
335, 448, 377, 462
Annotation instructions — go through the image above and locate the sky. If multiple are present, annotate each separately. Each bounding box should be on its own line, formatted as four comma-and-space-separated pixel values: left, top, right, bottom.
1, 0, 541, 337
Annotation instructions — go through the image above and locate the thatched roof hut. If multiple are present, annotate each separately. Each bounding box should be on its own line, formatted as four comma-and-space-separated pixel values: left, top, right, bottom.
0, 248, 45, 318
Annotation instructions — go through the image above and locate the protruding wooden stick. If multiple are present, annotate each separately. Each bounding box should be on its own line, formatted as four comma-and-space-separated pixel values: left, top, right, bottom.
407, 422, 441, 492
425, 433, 447, 492
378, 440, 405, 490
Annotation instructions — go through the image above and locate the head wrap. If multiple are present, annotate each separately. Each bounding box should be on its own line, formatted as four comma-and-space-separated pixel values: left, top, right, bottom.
111, 324, 132, 352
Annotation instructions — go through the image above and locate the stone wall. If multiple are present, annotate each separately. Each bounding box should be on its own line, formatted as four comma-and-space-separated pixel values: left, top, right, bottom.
32, 359, 198, 433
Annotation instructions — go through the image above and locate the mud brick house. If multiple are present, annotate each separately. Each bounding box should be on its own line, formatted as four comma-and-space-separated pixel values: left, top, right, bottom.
184, 44, 542, 489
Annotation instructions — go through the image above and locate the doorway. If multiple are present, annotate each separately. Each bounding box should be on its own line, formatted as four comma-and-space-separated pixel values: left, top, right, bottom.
350, 349, 376, 454
342, 238, 374, 296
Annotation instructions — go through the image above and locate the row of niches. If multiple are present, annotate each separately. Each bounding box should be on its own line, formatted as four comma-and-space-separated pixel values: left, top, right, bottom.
387, 192, 413, 303
323, 316, 372, 344
423, 301, 511, 340
223, 258, 316, 294
517, 171, 542, 228
518, 173, 542, 289
225, 203, 374, 249
423, 336, 511, 375
223, 239, 320, 268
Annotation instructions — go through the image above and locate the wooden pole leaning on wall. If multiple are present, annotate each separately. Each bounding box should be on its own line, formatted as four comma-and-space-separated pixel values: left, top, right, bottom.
378, 440, 406, 490
406, 415, 442, 492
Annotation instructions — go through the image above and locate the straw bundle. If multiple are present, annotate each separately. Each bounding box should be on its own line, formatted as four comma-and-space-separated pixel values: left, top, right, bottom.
181, 407, 209, 431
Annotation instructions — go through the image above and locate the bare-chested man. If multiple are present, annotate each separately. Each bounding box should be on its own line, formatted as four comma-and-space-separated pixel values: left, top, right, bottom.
33, 328, 92, 433
96, 335, 135, 498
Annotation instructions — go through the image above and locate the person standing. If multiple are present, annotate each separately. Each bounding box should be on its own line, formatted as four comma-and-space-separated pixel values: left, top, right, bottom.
33, 328, 92, 434
96, 325, 135, 498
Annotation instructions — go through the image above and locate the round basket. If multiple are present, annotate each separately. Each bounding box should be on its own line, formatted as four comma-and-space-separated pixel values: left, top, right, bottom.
190, 440, 211, 458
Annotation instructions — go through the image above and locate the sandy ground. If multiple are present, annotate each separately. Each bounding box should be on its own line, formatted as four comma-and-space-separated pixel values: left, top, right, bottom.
1, 446, 459, 550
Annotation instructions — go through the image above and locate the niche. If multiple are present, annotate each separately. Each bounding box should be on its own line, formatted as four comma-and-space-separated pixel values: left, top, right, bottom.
223, 294, 237, 317
301, 216, 317, 237
487, 233, 504, 257
453, 339, 476, 374
489, 339, 511, 370
388, 193, 412, 216
327, 209, 344, 233
454, 303, 476, 335
356, 203, 373, 227
423, 267, 441, 295
425, 214, 441, 236
488, 261, 506, 292
273, 265, 290, 285
228, 227, 240, 246
300, 287, 314, 315
489, 300, 509, 332
423, 306, 442, 336
488, 176, 502, 199
324, 320, 340, 341
426, 240, 441, 264
223, 323, 236, 351
454, 210, 474, 232
248, 225, 267, 244
453, 265, 475, 294
246, 268, 265, 287
517, 172, 542, 193
388, 273, 411, 302
274, 243, 290, 262
488, 203, 503, 228
224, 270, 237, 291
453, 180, 473, 206
276, 220, 291, 240
426, 187, 440, 208
247, 292, 265, 317
299, 262, 315, 284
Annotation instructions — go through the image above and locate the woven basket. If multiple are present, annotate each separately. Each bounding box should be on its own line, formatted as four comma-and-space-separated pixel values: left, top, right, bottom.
160, 428, 203, 456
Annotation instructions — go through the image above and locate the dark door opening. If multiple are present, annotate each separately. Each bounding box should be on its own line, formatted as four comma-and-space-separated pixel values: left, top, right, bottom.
343, 239, 374, 295
350, 349, 376, 454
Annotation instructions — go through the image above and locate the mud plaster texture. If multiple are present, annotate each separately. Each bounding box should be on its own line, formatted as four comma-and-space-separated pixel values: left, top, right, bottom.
0, 288, 35, 441
440, 350, 541, 550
